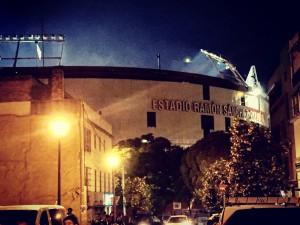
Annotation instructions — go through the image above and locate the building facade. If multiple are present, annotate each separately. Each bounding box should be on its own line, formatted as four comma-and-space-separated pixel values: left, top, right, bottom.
268, 32, 300, 196
0, 68, 114, 224
63, 66, 269, 147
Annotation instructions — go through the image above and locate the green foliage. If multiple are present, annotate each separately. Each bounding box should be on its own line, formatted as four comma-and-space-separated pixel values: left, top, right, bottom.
115, 133, 189, 215
124, 177, 152, 215
196, 159, 228, 212
227, 119, 287, 196
180, 131, 231, 191
197, 118, 288, 211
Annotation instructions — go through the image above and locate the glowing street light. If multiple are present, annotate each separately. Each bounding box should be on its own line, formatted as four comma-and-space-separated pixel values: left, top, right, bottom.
107, 154, 120, 222
49, 116, 69, 205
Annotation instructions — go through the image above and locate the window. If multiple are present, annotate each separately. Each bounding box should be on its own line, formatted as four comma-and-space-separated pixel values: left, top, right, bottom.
292, 92, 300, 116
225, 117, 231, 132
84, 128, 91, 152
203, 85, 210, 100
103, 139, 106, 152
241, 96, 245, 106
40, 211, 49, 225
95, 169, 97, 192
201, 115, 214, 137
85, 167, 93, 190
147, 112, 156, 127
99, 171, 102, 192
49, 209, 63, 225
98, 137, 101, 151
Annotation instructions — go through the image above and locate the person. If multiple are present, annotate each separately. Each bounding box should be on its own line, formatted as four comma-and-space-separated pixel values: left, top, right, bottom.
63, 214, 79, 225
67, 208, 74, 216
116, 213, 123, 225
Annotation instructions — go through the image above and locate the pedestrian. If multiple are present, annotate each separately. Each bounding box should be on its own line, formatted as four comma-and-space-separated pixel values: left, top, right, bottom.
116, 213, 123, 225
64, 214, 79, 225
67, 208, 74, 216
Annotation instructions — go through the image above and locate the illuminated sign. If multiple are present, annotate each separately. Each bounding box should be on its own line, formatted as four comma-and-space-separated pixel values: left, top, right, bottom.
104, 193, 113, 206
152, 99, 268, 127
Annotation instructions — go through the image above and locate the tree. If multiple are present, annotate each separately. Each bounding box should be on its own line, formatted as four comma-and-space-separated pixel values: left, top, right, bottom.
181, 131, 231, 192
114, 133, 189, 215
124, 177, 152, 215
227, 118, 287, 196
197, 119, 289, 212
196, 159, 228, 212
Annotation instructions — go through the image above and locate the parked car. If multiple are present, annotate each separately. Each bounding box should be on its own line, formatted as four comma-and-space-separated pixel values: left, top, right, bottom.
165, 215, 191, 225
219, 204, 300, 225
130, 214, 163, 225
0, 205, 66, 225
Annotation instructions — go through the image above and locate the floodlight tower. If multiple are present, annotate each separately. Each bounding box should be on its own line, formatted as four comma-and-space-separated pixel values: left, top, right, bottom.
0, 34, 65, 67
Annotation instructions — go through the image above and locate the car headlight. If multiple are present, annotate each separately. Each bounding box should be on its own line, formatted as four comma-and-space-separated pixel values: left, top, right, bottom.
139, 222, 149, 225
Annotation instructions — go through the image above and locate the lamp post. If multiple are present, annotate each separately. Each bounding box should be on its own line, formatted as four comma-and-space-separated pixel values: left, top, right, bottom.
107, 155, 120, 223
122, 165, 126, 216
50, 118, 69, 205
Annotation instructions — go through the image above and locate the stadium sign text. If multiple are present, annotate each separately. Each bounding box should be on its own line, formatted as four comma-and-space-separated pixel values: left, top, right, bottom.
152, 99, 267, 126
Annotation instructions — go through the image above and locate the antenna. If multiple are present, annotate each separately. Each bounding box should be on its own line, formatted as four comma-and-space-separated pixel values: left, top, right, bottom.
0, 34, 65, 67
157, 54, 161, 70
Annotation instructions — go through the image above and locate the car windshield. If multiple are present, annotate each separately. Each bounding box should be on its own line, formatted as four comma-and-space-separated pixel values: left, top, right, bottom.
224, 207, 300, 225
168, 217, 187, 223
0, 210, 37, 225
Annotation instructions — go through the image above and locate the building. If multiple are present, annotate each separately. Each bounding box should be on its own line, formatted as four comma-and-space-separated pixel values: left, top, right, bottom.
0, 47, 270, 220
63, 63, 268, 147
268, 32, 300, 196
0, 68, 114, 224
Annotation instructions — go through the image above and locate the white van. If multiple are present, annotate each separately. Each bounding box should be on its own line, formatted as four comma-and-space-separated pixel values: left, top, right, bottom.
0, 205, 66, 225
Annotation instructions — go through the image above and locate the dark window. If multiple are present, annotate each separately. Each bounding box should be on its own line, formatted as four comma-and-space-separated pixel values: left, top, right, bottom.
292, 92, 300, 116
225, 117, 231, 132
292, 67, 300, 87
201, 115, 214, 137
147, 112, 156, 127
49, 209, 63, 225
203, 85, 210, 100
241, 96, 245, 106
40, 211, 49, 225
84, 128, 91, 152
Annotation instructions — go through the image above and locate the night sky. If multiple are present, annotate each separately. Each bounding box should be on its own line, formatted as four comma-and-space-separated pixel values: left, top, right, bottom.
1, 0, 299, 89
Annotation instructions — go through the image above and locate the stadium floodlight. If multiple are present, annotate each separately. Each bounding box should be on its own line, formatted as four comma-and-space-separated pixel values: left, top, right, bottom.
58, 35, 64, 41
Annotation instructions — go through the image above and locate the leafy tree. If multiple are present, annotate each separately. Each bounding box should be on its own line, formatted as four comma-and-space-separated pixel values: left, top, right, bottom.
197, 119, 288, 211
181, 131, 231, 192
196, 159, 228, 212
124, 177, 152, 215
114, 133, 189, 215
227, 118, 287, 196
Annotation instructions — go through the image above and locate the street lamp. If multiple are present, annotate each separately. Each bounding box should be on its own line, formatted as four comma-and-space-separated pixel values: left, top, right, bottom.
121, 165, 126, 216
49, 117, 69, 205
107, 155, 120, 223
